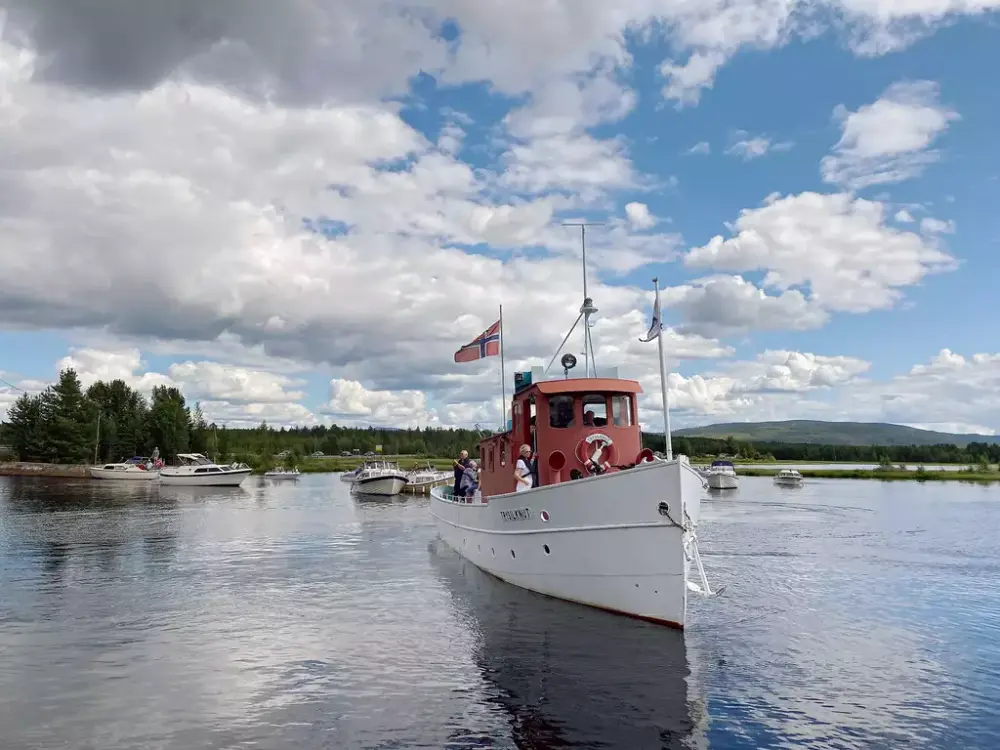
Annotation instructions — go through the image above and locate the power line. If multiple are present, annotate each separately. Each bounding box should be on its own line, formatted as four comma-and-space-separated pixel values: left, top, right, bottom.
0, 377, 24, 392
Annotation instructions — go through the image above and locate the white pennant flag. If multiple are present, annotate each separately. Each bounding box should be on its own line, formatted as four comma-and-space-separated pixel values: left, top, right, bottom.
639, 285, 662, 342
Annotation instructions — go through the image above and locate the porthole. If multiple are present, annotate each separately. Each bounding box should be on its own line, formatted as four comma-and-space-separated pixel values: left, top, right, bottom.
543, 544, 551, 555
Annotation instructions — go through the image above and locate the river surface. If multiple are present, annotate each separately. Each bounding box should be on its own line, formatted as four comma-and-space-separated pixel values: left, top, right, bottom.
708, 463, 986, 472
0, 474, 997, 749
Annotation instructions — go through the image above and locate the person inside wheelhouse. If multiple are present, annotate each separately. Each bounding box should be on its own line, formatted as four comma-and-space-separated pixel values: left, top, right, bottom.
539, 389, 637, 484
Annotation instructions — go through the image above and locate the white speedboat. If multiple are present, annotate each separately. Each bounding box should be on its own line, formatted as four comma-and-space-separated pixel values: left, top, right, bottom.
430, 244, 719, 630
89, 456, 160, 481
705, 460, 738, 490
404, 464, 451, 493
774, 468, 804, 487
159, 453, 252, 486
352, 460, 409, 496
264, 467, 301, 480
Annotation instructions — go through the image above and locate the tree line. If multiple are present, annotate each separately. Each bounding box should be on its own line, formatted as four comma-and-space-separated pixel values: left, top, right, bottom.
2, 367, 999, 467
0, 368, 491, 466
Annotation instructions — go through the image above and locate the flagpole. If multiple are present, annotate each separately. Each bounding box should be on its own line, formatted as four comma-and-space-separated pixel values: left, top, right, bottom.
653, 277, 673, 460
499, 304, 507, 430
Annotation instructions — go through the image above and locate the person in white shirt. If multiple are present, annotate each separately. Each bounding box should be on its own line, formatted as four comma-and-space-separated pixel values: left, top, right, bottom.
514, 444, 533, 492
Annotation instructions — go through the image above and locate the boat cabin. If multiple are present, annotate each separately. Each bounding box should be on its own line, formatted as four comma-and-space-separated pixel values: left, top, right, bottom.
475, 369, 653, 497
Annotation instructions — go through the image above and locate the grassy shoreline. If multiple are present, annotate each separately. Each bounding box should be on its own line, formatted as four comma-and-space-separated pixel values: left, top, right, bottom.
4, 457, 999, 482
0, 456, 456, 479
738, 467, 1000, 482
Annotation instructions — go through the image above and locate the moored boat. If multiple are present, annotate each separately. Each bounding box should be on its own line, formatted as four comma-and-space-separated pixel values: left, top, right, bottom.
404, 464, 451, 493
89, 456, 161, 481
431, 232, 720, 630
159, 453, 251, 486
352, 460, 408, 496
705, 459, 738, 490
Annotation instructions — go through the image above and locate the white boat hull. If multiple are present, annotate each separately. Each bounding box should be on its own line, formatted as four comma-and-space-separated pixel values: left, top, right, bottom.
404, 474, 450, 493
159, 469, 251, 486
89, 467, 159, 481
706, 472, 738, 490
775, 477, 803, 487
354, 475, 408, 496
430, 458, 705, 629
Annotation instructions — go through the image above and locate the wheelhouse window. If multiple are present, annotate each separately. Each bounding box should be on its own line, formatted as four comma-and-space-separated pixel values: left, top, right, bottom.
548, 395, 575, 428
582, 395, 608, 427
612, 395, 633, 427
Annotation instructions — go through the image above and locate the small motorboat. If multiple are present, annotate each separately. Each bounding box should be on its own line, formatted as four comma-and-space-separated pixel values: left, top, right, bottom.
264, 467, 301, 480
89, 456, 161, 481
404, 464, 451, 493
159, 453, 252, 486
352, 460, 409, 496
774, 468, 804, 487
705, 460, 738, 490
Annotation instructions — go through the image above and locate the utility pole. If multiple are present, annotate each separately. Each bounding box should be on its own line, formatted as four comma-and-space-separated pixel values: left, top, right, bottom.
93, 412, 101, 465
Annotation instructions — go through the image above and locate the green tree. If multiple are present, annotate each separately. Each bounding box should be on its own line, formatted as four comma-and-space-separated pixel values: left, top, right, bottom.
39, 369, 95, 463
86, 379, 148, 461
189, 402, 209, 454
147, 386, 191, 460
6, 392, 44, 460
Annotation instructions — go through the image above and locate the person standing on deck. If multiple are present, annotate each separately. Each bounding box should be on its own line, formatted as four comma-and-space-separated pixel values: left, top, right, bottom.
460, 460, 479, 499
453, 449, 470, 497
514, 444, 533, 492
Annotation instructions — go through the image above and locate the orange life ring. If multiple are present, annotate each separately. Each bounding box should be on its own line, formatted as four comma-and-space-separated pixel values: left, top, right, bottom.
575, 432, 618, 473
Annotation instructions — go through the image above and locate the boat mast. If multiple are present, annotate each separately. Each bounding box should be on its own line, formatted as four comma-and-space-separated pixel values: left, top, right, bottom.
499, 303, 507, 430
546, 222, 603, 378
652, 277, 673, 461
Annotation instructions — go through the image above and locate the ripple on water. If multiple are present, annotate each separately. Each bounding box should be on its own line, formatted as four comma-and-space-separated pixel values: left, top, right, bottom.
1, 474, 999, 749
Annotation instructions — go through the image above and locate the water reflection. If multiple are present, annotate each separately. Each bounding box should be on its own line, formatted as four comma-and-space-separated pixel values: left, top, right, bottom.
1, 474, 999, 749
429, 539, 709, 749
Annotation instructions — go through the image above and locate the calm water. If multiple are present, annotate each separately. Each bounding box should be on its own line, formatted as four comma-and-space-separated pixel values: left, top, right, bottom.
710, 463, 982, 472
1, 475, 997, 749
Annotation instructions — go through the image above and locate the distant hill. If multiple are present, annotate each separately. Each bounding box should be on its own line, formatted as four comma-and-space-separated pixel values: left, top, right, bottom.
674, 420, 1000, 447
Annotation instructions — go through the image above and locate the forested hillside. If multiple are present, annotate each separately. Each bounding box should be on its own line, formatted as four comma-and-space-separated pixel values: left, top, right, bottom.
675, 420, 1000, 447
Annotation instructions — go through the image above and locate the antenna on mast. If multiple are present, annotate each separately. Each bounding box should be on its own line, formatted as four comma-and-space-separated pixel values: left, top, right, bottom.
549, 221, 603, 378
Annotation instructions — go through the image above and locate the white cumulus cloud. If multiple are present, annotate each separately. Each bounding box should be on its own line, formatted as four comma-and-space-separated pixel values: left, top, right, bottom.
821, 81, 960, 190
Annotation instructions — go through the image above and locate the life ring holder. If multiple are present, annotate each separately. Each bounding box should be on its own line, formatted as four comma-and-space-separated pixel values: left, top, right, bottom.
575, 432, 618, 474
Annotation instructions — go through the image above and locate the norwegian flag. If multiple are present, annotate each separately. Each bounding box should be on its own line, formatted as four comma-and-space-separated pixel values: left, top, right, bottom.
454, 319, 501, 363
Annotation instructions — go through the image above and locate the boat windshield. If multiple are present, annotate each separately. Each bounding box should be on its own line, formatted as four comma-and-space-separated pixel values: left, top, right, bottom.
178, 454, 215, 466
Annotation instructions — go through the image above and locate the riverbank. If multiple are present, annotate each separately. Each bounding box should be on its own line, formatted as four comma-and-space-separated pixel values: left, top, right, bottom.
739, 467, 1000, 482
0, 457, 456, 479
0, 462, 91, 478
293, 457, 454, 473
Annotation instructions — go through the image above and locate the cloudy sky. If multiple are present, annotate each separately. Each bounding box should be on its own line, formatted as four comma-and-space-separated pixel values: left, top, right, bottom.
0, 1, 998, 435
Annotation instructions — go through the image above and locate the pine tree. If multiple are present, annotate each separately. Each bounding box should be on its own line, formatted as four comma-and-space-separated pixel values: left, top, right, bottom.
189, 401, 209, 454
148, 386, 190, 460
6, 392, 44, 460
39, 369, 94, 463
